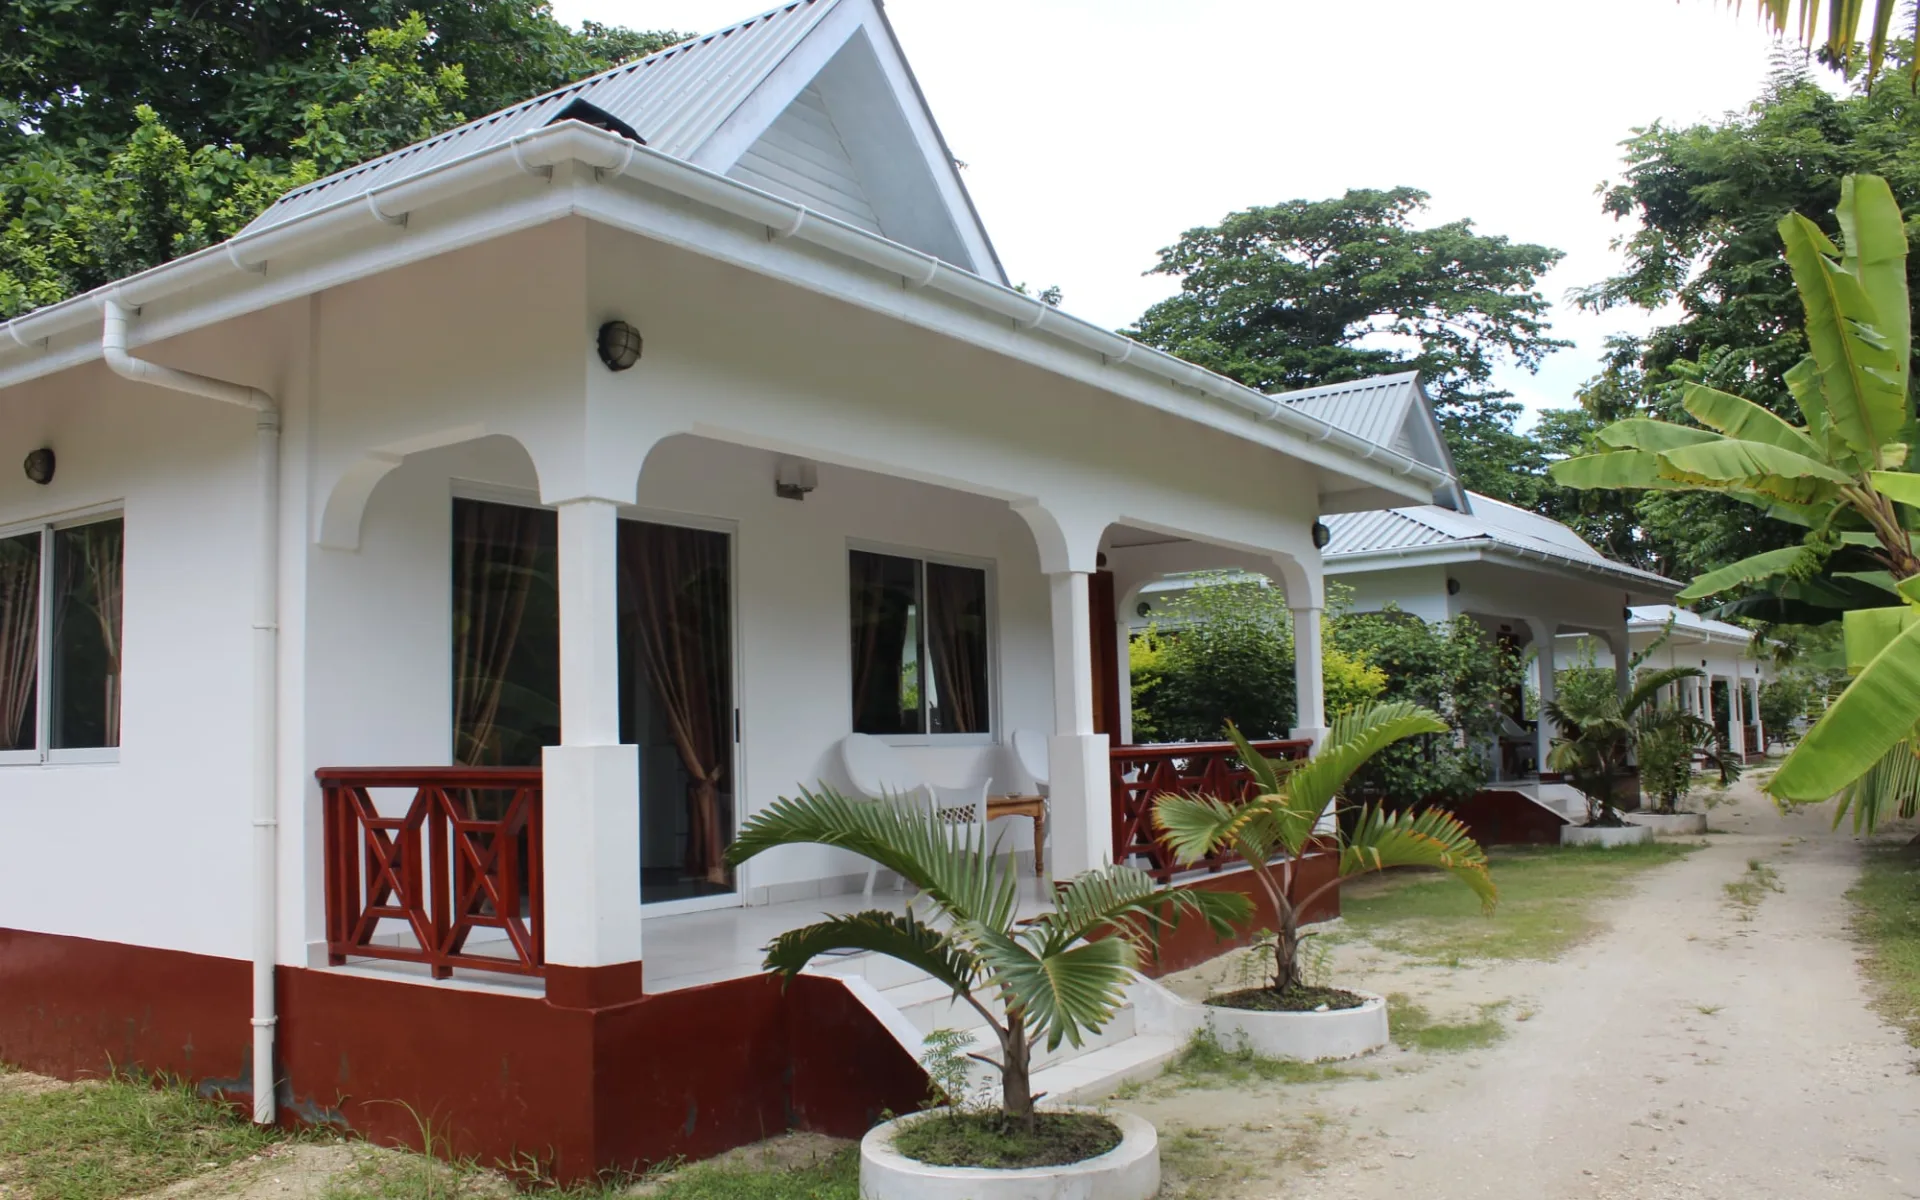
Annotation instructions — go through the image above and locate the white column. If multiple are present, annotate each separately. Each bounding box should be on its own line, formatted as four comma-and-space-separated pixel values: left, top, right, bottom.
1750, 676, 1767, 757
543, 498, 644, 969
1604, 631, 1631, 708
1528, 619, 1556, 776
1048, 571, 1109, 879
1290, 605, 1328, 748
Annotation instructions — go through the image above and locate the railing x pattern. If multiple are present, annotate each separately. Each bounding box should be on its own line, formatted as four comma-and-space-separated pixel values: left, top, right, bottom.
320, 766, 544, 979
1110, 739, 1312, 881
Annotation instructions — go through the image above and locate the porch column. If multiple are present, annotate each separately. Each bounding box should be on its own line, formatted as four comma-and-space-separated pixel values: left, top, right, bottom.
1750, 675, 1767, 757
543, 496, 644, 1005
1603, 630, 1631, 708
1290, 604, 1328, 748
1048, 570, 1111, 879
1527, 618, 1556, 776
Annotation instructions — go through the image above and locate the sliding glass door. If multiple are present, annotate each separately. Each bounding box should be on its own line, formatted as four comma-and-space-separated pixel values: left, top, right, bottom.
618, 519, 736, 907
451, 499, 738, 909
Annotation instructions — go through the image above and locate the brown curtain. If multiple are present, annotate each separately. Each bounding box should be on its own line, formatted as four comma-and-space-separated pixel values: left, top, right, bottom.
623, 522, 731, 884
0, 535, 38, 749
78, 523, 123, 746
926, 563, 983, 733
453, 502, 540, 766
849, 550, 887, 727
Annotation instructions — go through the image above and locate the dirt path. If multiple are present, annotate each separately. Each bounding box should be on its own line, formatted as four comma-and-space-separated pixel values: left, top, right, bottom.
1127, 782, 1920, 1199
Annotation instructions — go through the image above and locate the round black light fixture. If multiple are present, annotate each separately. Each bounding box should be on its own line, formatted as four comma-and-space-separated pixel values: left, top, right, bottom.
1136, 601, 1152, 619
1311, 521, 1331, 550
22, 447, 54, 486
596, 320, 642, 372
1447, 577, 1462, 595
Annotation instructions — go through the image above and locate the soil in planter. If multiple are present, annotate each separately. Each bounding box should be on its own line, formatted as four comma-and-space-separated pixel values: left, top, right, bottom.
1206, 984, 1368, 1012
891, 1111, 1122, 1169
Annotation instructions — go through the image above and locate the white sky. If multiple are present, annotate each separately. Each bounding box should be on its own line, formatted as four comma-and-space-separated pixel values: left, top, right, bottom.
551, 0, 1787, 422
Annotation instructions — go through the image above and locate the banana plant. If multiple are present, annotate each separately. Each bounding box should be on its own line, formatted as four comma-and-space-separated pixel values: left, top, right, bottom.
1551, 174, 1920, 830
1153, 703, 1495, 996
724, 786, 1248, 1126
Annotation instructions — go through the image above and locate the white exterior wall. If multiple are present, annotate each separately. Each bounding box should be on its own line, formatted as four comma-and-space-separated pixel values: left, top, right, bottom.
1325, 564, 1451, 622
1, 218, 1336, 964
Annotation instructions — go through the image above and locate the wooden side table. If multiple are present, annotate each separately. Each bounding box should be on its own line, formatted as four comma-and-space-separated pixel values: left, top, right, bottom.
987, 794, 1047, 877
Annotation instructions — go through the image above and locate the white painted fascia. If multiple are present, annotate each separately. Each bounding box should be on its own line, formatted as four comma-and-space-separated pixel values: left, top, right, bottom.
0, 121, 1446, 505
1327, 538, 1678, 594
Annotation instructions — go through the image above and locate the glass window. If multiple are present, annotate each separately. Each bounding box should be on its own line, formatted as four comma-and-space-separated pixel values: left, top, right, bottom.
451, 499, 559, 767
0, 531, 40, 752
50, 519, 123, 749
850, 550, 989, 736
0, 515, 123, 759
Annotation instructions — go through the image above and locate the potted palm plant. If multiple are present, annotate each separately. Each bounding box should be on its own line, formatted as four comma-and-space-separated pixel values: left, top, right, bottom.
1545, 666, 1702, 845
724, 786, 1248, 1200
1153, 702, 1496, 1060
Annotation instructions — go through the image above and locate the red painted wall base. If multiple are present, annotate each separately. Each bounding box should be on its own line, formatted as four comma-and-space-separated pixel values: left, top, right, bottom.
0, 928, 923, 1184
1140, 852, 1342, 978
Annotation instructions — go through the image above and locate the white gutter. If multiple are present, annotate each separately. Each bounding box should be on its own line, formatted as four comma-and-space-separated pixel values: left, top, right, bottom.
1325, 536, 1677, 593
0, 122, 1445, 504
101, 299, 280, 1126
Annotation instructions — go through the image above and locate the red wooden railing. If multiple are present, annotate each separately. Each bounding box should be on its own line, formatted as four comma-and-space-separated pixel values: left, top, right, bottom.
1110, 739, 1312, 881
320, 766, 545, 979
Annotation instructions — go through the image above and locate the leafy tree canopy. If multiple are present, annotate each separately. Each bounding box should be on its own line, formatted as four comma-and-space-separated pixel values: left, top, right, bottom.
1127, 187, 1568, 507
1555, 53, 1920, 581
0, 2, 684, 317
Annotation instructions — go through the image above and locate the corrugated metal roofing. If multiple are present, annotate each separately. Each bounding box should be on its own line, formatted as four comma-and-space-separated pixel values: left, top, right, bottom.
1274, 372, 1421, 449
243, 0, 834, 233
1325, 490, 1674, 587
1630, 605, 1752, 642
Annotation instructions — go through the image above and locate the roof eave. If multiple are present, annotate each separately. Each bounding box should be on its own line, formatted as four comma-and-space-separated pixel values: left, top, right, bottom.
0, 122, 1440, 504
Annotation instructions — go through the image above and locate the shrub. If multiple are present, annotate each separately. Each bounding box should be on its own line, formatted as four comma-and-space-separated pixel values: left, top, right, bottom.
1330, 608, 1521, 805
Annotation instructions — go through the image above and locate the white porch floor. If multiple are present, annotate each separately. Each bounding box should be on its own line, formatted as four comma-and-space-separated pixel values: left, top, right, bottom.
642, 876, 1058, 993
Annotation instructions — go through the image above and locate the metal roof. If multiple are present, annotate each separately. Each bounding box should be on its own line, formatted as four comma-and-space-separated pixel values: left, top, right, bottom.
1629, 605, 1752, 643
244, 0, 834, 234
1324, 491, 1676, 590
1276, 371, 1423, 450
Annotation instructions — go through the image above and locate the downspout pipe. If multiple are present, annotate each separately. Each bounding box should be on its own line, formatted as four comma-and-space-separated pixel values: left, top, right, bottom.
101, 298, 280, 1125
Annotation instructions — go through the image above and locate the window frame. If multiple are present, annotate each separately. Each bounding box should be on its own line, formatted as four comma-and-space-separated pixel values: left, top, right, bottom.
0, 504, 125, 766
846, 540, 997, 748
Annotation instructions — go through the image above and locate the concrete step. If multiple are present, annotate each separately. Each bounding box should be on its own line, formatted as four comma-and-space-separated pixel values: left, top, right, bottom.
1031, 1034, 1185, 1103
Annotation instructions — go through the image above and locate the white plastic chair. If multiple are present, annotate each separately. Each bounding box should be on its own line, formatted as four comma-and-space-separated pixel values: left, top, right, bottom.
1012, 729, 1050, 795
839, 734, 990, 899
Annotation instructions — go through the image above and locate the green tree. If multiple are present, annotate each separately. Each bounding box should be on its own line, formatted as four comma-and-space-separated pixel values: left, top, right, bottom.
1554, 54, 1920, 589
1128, 187, 1567, 506
0, 0, 684, 167
1329, 608, 1520, 804
1128, 575, 1384, 743
0, 4, 686, 318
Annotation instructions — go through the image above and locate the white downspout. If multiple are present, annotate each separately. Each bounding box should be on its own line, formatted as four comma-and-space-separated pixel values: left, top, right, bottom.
101, 298, 280, 1125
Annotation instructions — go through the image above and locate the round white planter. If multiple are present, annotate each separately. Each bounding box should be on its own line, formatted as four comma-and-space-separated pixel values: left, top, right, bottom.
1630, 812, 1707, 836
1561, 822, 1655, 848
860, 1108, 1158, 1200
1202, 990, 1388, 1062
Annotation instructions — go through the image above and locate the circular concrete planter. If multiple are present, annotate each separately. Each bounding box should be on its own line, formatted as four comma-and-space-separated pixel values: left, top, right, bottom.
1631, 812, 1707, 836
1202, 990, 1389, 1062
1561, 822, 1655, 848
860, 1108, 1158, 1200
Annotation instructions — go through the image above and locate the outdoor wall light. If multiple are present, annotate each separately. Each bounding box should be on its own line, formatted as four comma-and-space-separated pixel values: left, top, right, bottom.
596, 320, 642, 372
22, 447, 53, 486
774, 457, 817, 500
1311, 521, 1331, 549
1136, 601, 1152, 618
1446, 577, 1461, 595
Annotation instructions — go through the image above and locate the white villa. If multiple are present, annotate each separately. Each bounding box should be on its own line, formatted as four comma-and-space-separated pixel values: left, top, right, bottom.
1562, 605, 1780, 760
0, 0, 1445, 1178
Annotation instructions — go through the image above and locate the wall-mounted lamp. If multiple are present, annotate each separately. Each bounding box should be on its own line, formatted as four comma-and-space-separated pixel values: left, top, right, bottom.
22, 448, 53, 486
1136, 601, 1152, 619
1446, 577, 1461, 595
775, 457, 817, 501
1311, 521, 1331, 549
596, 320, 642, 372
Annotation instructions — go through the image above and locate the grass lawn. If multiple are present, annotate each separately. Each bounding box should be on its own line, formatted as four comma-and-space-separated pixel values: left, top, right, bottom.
1334, 841, 1699, 963
0, 1071, 285, 1200
0, 1066, 855, 1200
1848, 842, 1920, 1047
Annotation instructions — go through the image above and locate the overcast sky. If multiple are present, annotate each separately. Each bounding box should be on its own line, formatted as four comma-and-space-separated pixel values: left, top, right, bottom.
551, 0, 1787, 422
